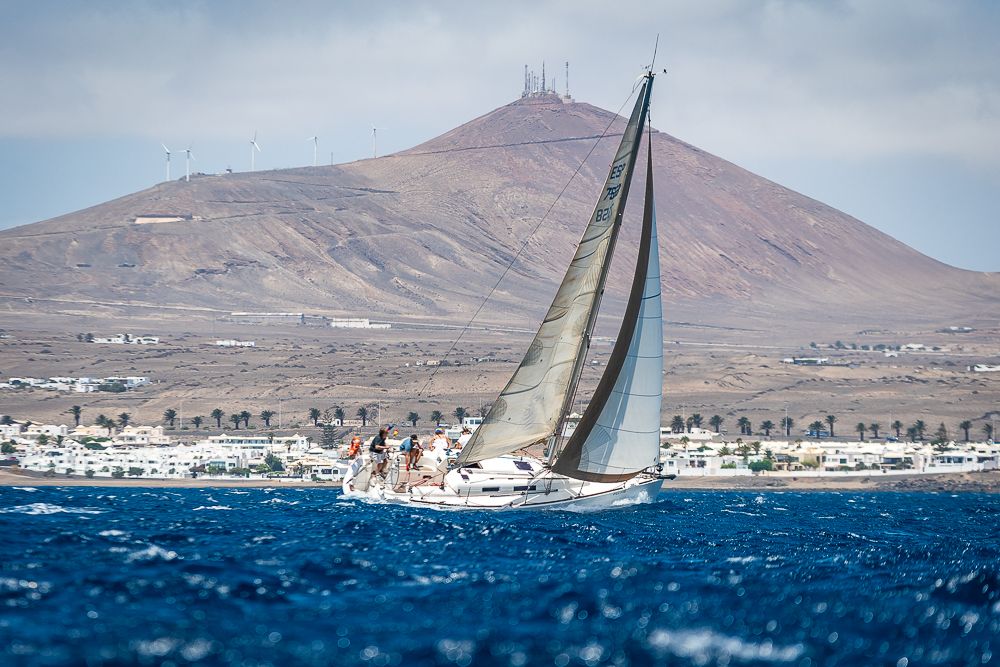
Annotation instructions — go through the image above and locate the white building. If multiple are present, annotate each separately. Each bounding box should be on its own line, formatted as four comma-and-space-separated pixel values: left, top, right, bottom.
114, 425, 172, 446
215, 340, 256, 347
92, 334, 159, 345
329, 318, 391, 329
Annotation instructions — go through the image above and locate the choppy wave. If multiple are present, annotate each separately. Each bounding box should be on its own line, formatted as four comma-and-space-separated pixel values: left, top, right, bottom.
0, 502, 104, 515
0, 488, 997, 666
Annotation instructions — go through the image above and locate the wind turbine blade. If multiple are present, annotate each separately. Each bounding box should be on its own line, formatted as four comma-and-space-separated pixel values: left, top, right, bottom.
162, 143, 170, 153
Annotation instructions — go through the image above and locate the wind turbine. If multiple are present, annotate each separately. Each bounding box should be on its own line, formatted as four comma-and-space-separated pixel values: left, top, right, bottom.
307, 136, 318, 167
371, 124, 386, 158
183, 147, 195, 182
250, 131, 262, 171
161, 144, 171, 181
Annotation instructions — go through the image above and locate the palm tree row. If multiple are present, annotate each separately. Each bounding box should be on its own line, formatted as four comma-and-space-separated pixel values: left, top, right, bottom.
667, 410, 996, 443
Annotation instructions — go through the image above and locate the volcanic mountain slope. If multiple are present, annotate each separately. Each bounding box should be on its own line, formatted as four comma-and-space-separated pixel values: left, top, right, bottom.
0, 92, 996, 332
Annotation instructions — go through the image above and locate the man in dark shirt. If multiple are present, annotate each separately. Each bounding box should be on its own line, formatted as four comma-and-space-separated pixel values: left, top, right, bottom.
369, 427, 390, 476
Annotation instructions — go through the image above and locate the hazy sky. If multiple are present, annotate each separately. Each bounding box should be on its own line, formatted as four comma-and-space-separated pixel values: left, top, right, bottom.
2, 0, 998, 271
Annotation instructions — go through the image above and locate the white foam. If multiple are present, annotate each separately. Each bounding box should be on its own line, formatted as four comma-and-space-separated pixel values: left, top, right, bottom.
98, 529, 127, 537
125, 545, 179, 563
192, 505, 233, 511
726, 556, 758, 564
0, 503, 104, 515
12, 487, 37, 492
648, 628, 804, 663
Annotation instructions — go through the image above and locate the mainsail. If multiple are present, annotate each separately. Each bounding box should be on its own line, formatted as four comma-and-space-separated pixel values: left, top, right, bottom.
551, 138, 663, 482
458, 76, 654, 466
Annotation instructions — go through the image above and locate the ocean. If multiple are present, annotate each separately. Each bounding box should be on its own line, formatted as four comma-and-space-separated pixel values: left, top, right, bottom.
0, 487, 996, 666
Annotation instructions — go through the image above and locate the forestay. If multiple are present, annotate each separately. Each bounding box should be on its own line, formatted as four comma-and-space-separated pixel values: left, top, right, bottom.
458, 79, 653, 466
552, 139, 663, 482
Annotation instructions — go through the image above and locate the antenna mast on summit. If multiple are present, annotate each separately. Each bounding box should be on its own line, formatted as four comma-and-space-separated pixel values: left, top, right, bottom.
542, 61, 546, 93
565, 61, 569, 97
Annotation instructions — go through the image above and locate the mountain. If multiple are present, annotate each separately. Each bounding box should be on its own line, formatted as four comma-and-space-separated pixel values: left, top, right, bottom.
1, 92, 996, 333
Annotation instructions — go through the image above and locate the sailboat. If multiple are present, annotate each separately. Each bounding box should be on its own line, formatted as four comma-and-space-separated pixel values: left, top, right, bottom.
343, 71, 667, 509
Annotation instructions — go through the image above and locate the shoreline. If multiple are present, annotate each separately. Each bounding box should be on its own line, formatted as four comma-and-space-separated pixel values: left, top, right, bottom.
2, 468, 999, 493
0, 468, 333, 488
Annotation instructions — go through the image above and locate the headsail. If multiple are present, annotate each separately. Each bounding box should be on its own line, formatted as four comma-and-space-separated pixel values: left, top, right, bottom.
458, 76, 654, 466
551, 135, 663, 482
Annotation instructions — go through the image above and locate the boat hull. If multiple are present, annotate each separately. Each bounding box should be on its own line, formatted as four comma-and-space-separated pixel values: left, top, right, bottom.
342, 454, 665, 511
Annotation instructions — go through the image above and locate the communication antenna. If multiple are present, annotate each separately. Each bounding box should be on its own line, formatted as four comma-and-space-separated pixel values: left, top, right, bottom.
542, 61, 546, 92
565, 61, 569, 97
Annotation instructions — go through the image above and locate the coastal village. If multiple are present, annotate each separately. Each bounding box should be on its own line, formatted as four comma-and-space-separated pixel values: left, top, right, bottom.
2, 413, 997, 485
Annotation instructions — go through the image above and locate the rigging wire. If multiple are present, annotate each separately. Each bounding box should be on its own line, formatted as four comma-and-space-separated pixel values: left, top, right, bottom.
416, 86, 641, 398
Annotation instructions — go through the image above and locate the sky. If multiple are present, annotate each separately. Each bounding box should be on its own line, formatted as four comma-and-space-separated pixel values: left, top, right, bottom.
1, 0, 997, 271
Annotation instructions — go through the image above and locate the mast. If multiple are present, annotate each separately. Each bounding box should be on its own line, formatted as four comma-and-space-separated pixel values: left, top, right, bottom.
456, 72, 654, 468
547, 73, 654, 464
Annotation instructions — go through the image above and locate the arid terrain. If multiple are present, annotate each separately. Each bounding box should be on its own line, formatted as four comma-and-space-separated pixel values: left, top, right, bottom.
0, 92, 996, 434
0, 309, 996, 439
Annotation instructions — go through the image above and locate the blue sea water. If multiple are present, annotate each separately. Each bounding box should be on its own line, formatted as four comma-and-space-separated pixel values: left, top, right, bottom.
0, 487, 997, 666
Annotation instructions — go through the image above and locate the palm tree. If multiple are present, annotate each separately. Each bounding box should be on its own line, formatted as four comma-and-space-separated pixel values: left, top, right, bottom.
334, 406, 345, 424
808, 420, 824, 438
454, 407, 467, 424
211, 408, 224, 428
737, 417, 751, 436
670, 415, 685, 433
163, 409, 177, 427
239, 410, 252, 428
959, 420, 972, 442
825, 415, 837, 438
308, 408, 321, 426
357, 406, 369, 427
98, 415, 115, 436
118, 413, 131, 428
718, 444, 732, 457
933, 422, 949, 444
760, 420, 774, 438
260, 410, 275, 427
984, 423, 995, 442
408, 412, 420, 427
229, 413, 241, 429
68, 405, 82, 427
750, 441, 762, 455
892, 420, 903, 439
691, 413, 703, 430
192, 416, 204, 429
869, 422, 880, 440
430, 410, 444, 425
685, 416, 694, 433
709, 415, 724, 434
856, 422, 866, 441
906, 426, 918, 443
913, 419, 926, 441
781, 416, 793, 437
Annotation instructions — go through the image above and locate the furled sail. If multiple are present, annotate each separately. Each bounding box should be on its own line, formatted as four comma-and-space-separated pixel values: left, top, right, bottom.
458, 77, 653, 466
551, 137, 663, 482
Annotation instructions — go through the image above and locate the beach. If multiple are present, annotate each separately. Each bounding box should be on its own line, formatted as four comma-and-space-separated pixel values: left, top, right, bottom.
3, 467, 998, 493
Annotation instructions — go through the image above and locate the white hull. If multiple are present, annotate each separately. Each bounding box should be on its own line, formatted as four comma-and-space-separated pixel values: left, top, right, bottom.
342, 453, 665, 511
